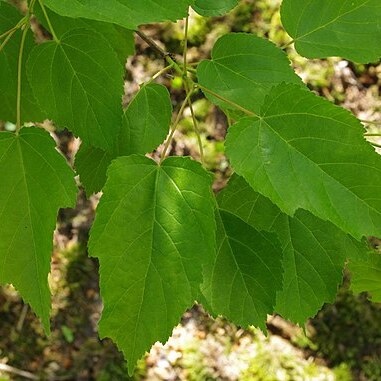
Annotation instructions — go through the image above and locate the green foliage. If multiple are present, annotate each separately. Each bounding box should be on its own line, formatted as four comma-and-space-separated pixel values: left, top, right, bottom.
197, 33, 302, 114
226, 83, 381, 239
350, 252, 381, 302
88, 155, 216, 374
43, 0, 193, 29
218, 175, 368, 323
75, 83, 172, 195
202, 209, 283, 329
0, 2, 45, 122
1, 0, 381, 374
0, 127, 77, 332
193, 0, 239, 16
281, 0, 381, 63
27, 28, 124, 151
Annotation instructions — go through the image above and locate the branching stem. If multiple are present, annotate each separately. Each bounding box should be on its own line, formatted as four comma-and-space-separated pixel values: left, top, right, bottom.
16, 22, 30, 133
38, 0, 60, 43
160, 91, 193, 163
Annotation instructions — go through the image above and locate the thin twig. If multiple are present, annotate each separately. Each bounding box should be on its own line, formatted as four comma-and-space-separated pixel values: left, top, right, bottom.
16, 22, 30, 133
160, 91, 193, 163
371, 142, 381, 149
196, 83, 257, 117
38, 0, 59, 43
0, 363, 38, 380
16, 304, 29, 332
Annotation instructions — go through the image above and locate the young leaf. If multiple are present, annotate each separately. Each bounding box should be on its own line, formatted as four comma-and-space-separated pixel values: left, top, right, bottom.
226, 83, 381, 239
33, 3, 135, 64
193, 0, 238, 16
202, 209, 283, 330
75, 83, 172, 195
89, 155, 216, 374
27, 28, 124, 152
349, 252, 381, 302
218, 175, 368, 323
0, 2, 45, 123
0, 127, 77, 331
281, 0, 381, 63
43, 0, 193, 29
197, 33, 303, 114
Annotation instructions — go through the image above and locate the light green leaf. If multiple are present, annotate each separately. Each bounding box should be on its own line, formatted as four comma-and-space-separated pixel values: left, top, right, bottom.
43, 0, 193, 29
193, 0, 238, 16
33, 3, 135, 64
27, 28, 124, 152
218, 175, 367, 323
202, 209, 283, 329
281, 0, 381, 63
226, 83, 381, 239
0, 2, 46, 123
89, 155, 216, 374
197, 33, 303, 114
350, 252, 381, 302
0, 127, 77, 331
75, 83, 172, 195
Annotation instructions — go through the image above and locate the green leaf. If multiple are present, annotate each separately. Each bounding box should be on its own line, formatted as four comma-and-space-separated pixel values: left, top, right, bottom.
193, 0, 238, 16
197, 33, 303, 114
0, 127, 77, 331
281, 0, 381, 63
218, 175, 367, 323
89, 155, 216, 374
0, 2, 45, 123
350, 252, 381, 302
43, 0, 193, 29
33, 3, 135, 64
202, 209, 283, 329
74, 144, 113, 196
226, 83, 381, 239
27, 28, 124, 151
75, 83, 172, 195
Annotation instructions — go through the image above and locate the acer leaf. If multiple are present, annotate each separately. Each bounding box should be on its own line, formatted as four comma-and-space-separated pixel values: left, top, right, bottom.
33, 3, 135, 64
281, 0, 381, 63
75, 83, 172, 195
202, 209, 283, 330
350, 252, 381, 302
0, 127, 77, 331
43, 0, 193, 30
89, 155, 216, 374
197, 33, 303, 114
226, 83, 381, 239
193, 0, 238, 16
218, 175, 368, 323
27, 28, 124, 151
0, 2, 45, 123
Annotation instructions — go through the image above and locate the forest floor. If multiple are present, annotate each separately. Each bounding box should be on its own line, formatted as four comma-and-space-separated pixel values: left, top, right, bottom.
1, 0, 381, 380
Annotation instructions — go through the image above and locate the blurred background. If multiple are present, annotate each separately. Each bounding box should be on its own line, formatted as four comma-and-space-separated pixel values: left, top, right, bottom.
1, 0, 381, 380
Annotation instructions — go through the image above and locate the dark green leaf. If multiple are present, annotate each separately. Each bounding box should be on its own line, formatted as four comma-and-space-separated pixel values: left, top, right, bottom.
43, 0, 193, 29
89, 155, 216, 374
281, 0, 381, 63
0, 127, 77, 331
197, 33, 303, 114
202, 209, 283, 329
193, 0, 238, 16
0, 2, 45, 123
350, 252, 381, 302
75, 83, 172, 195
33, 3, 135, 64
27, 28, 124, 151
218, 175, 367, 323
